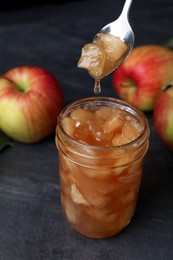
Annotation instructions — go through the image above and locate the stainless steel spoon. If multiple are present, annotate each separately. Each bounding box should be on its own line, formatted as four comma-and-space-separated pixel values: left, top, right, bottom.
98, 0, 134, 54
78, 0, 135, 94
92, 0, 134, 94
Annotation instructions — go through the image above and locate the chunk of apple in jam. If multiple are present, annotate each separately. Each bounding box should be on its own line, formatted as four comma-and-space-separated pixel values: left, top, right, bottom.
77, 33, 130, 79
77, 43, 106, 79
94, 33, 130, 68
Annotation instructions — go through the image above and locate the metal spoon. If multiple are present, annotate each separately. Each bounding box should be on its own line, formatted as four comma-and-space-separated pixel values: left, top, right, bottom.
78, 0, 134, 94
98, 0, 134, 55
92, 0, 134, 94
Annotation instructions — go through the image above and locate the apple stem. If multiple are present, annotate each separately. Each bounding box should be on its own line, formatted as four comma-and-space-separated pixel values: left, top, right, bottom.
162, 83, 173, 92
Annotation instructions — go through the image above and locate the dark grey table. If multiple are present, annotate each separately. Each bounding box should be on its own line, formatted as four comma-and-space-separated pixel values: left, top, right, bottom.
0, 1, 173, 259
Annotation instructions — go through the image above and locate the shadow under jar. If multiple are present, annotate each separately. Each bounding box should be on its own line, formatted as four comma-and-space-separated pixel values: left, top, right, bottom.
55, 97, 150, 238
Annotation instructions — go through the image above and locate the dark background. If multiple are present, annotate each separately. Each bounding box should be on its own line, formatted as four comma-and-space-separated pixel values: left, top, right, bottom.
0, 0, 173, 259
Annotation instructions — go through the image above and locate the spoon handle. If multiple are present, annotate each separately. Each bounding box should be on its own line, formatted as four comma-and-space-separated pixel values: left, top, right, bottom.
121, 0, 133, 18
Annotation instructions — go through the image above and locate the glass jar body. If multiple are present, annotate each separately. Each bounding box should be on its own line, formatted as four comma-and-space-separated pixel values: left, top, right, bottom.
56, 97, 149, 238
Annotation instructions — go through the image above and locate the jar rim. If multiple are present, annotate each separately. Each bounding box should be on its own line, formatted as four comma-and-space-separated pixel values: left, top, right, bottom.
57, 96, 149, 151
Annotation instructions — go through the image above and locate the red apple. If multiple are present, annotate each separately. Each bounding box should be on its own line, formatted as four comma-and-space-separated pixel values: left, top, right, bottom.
0, 66, 63, 143
112, 45, 173, 111
153, 84, 173, 151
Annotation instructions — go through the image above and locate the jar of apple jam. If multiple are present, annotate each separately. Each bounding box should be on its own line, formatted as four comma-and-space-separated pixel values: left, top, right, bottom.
55, 97, 149, 238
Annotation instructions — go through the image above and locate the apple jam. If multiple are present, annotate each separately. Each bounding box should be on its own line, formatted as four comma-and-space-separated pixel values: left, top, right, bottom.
56, 97, 149, 238
77, 33, 130, 93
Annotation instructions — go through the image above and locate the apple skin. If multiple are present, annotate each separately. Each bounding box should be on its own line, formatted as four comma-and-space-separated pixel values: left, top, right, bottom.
0, 66, 63, 143
153, 85, 173, 151
112, 45, 173, 111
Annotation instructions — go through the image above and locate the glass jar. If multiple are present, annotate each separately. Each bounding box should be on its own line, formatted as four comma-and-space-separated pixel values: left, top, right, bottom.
55, 97, 150, 238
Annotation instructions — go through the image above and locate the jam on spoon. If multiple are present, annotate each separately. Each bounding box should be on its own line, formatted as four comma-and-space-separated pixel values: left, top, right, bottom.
78, 0, 134, 94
